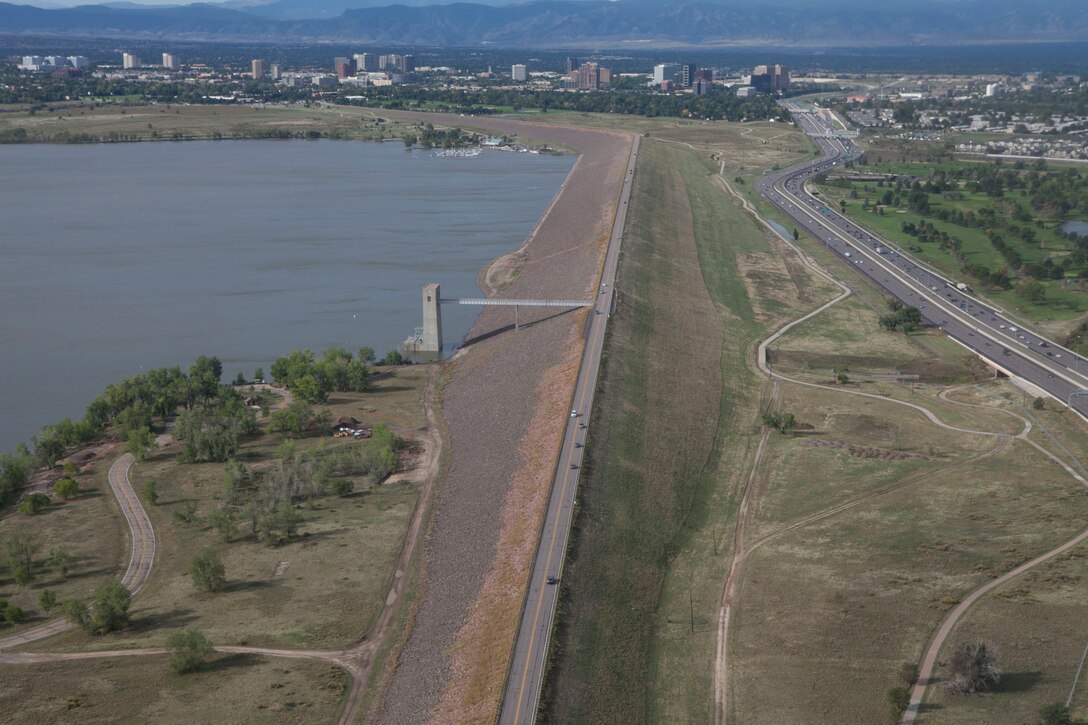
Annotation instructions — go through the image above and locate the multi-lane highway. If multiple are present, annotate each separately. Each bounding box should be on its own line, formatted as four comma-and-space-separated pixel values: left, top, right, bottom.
757, 103, 1088, 415
498, 134, 640, 725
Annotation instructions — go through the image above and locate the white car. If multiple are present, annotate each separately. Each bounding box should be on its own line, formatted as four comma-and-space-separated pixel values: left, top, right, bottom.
570, 410, 578, 418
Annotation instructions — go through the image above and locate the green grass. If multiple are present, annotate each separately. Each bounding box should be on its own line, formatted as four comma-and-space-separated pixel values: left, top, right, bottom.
544, 125, 835, 723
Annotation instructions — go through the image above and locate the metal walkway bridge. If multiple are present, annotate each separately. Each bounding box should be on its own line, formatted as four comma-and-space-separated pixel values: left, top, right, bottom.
411, 283, 595, 353
440, 297, 594, 331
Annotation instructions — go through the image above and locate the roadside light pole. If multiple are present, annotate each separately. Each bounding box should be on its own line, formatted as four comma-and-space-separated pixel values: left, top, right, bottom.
1068, 389, 1088, 413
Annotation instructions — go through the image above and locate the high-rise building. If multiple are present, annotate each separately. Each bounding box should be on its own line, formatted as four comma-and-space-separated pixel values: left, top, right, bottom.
680, 63, 697, 88
162, 53, 179, 71
566, 57, 579, 75
122, 53, 141, 69
653, 63, 680, 84
693, 79, 714, 96
358, 53, 379, 72
511, 64, 528, 82
750, 64, 789, 93
67, 56, 89, 69
334, 57, 354, 79
270, 63, 282, 80
251, 59, 265, 80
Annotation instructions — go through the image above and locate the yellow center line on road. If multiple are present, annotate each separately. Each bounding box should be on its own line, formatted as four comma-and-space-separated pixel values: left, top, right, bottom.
510, 310, 605, 723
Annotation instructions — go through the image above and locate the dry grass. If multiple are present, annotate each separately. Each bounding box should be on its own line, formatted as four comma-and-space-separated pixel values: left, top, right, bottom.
0, 653, 346, 723
0, 459, 123, 633
0, 103, 421, 143
33, 367, 430, 653
919, 546, 1088, 723
732, 437, 1088, 724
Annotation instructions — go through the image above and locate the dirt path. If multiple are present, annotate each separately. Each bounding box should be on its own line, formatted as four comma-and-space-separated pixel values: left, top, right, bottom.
0, 374, 444, 725
710, 171, 1019, 725
710, 169, 1088, 725
0, 452, 152, 651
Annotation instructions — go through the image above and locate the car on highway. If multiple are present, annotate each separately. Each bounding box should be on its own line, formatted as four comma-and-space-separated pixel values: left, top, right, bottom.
546, 576, 558, 585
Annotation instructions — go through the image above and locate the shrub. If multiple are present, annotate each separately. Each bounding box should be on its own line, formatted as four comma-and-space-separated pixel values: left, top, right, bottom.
166, 629, 215, 674
19, 493, 51, 515
54, 477, 79, 500
189, 548, 226, 592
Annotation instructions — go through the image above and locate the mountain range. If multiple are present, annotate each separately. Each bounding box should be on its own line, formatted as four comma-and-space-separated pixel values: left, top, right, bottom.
1, 0, 1087, 47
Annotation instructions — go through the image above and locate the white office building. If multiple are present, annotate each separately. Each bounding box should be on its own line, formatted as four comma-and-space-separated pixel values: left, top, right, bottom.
512, 64, 528, 82
67, 56, 89, 68
653, 63, 680, 84
162, 53, 180, 71
122, 53, 141, 69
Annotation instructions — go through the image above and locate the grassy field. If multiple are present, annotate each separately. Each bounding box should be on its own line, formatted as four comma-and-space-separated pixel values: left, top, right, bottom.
813, 143, 1088, 330
733, 432, 1088, 723
543, 118, 835, 722
0, 653, 346, 723
0, 460, 124, 633
0, 103, 440, 144
541, 110, 1088, 724
921, 548, 1088, 724
31, 365, 429, 653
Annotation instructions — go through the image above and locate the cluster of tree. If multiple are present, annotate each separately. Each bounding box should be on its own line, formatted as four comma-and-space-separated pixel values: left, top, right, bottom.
403, 124, 478, 149
879, 300, 923, 333
4, 532, 76, 590
270, 347, 375, 404
187, 426, 397, 547
60, 581, 131, 635
342, 86, 786, 122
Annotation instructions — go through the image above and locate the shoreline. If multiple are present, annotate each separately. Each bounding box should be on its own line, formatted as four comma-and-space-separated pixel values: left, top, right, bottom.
367, 108, 633, 724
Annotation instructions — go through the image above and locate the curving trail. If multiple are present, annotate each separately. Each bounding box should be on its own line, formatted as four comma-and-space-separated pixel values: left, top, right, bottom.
708, 169, 1088, 725
706, 169, 1088, 725
0, 452, 153, 652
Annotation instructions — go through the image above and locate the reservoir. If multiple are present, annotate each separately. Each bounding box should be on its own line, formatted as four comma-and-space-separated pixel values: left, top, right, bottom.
0, 140, 575, 453
1062, 220, 1088, 237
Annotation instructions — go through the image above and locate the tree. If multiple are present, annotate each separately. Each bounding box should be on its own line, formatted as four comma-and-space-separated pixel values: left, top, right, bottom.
837, 372, 850, 385
48, 546, 74, 579
792, 228, 800, 241
54, 477, 80, 501
761, 411, 796, 434
233, 371, 246, 386
1037, 702, 1073, 725
253, 367, 264, 383
126, 426, 156, 462
381, 349, 405, 366
166, 629, 215, 674
89, 582, 131, 634
887, 686, 911, 721
39, 589, 57, 612
5, 533, 38, 587
2, 603, 24, 624
61, 599, 90, 630
266, 398, 319, 437
946, 640, 1001, 694
144, 479, 159, 505
189, 548, 226, 592
19, 493, 50, 515
1033, 396, 1046, 410
207, 507, 238, 542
